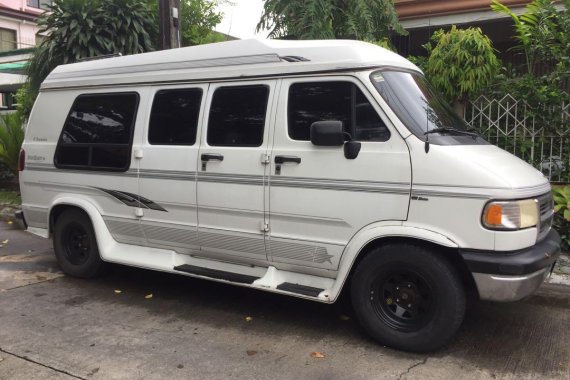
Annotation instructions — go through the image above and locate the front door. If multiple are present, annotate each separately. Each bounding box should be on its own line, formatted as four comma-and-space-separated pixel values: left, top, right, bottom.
196, 81, 277, 265
268, 76, 412, 273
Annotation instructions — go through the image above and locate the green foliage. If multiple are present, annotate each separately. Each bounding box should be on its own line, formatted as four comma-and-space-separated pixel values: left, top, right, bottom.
0, 190, 21, 205
483, 0, 570, 136
491, 0, 568, 76
22, 0, 157, 118
553, 186, 570, 250
0, 113, 25, 178
257, 0, 406, 42
15, 83, 36, 120
180, 0, 224, 46
424, 26, 501, 107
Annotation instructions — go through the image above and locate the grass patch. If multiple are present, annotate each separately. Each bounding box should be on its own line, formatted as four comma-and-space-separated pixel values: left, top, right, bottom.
0, 189, 21, 206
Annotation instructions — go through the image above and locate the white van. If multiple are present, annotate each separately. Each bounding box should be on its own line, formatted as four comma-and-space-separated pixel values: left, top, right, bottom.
18, 39, 560, 352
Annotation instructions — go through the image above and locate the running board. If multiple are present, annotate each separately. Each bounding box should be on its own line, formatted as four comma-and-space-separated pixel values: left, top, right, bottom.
174, 264, 259, 284
276, 282, 324, 297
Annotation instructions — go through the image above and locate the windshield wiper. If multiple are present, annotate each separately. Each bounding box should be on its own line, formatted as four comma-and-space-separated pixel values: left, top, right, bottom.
424, 127, 479, 138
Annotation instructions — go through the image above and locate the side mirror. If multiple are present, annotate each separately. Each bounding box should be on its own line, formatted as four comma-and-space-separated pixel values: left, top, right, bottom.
310, 121, 344, 146
344, 140, 361, 159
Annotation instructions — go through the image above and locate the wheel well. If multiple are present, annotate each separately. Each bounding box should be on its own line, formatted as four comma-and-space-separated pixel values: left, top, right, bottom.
347, 236, 479, 298
49, 204, 88, 236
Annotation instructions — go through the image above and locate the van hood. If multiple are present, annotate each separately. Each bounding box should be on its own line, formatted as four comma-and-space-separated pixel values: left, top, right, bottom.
409, 142, 550, 199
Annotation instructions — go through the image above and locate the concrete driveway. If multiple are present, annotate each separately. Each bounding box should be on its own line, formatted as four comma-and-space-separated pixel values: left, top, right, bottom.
0, 221, 569, 380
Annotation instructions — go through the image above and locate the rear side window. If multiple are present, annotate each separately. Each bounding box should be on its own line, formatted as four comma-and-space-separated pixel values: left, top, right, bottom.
149, 88, 202, 145
55, 93, 138, 171
207, 85, 269, 147
288, 81, 390, 142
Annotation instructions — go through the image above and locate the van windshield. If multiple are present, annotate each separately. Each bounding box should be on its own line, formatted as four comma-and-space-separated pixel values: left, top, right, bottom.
370, 70, 487, 145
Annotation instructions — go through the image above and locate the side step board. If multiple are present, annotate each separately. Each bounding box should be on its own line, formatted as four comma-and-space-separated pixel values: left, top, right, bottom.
174, 264, 259, 284
174, 264, 327, 298
276, 282, 324, 297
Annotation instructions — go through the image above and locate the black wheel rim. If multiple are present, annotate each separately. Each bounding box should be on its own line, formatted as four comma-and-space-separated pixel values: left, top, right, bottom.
62, 222, 91, 266
370, 269, 434, 332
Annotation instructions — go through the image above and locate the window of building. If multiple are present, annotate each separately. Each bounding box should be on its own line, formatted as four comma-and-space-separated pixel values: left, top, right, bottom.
148, 89, 202, 145
55, 93, 139, 171
207, 85, 269, 147
288, 81, 390, 142
0, 28, 17, 52
27, 0, 52, 10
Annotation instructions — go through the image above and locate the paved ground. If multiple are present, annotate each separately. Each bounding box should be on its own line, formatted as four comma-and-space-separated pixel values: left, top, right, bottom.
1, 221, 569, 380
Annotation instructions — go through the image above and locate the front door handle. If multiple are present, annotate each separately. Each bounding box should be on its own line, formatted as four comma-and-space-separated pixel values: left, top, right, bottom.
275, 155, 301, 165
201, 153, 224, 162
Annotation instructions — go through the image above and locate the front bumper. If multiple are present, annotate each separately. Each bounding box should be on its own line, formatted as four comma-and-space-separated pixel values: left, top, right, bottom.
460, 229, 561, 301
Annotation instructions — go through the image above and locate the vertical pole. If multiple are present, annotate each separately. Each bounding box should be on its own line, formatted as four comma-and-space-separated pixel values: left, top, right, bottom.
158, 0, 180, 50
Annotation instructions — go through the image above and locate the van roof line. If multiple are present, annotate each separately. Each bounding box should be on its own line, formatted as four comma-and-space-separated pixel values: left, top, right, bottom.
41, 39, 419, 90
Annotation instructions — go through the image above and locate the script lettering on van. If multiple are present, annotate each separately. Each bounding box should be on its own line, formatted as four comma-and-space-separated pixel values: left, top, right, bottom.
32, 137, 48, 142
27, 155, 46, 162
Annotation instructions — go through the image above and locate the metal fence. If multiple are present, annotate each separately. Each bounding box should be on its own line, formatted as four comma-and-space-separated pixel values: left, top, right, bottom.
465, 94, 570, 182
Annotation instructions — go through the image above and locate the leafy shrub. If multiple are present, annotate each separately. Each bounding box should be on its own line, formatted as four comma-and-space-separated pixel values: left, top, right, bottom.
553, 186, 570, 251
0, 112, 25, 178
423, 26, 501, 113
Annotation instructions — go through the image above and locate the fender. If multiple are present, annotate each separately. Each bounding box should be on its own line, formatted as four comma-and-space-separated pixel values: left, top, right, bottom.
327, 222, 459, 302
49, 196, 116, 260
49, 196, 177, 271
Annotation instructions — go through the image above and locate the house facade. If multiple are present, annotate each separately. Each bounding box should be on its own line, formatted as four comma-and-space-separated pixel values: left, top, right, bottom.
0, 0, 49, 109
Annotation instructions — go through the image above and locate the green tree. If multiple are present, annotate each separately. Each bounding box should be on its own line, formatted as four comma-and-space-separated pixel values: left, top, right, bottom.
424, 26, 501, 115
257, 0, 406, 44
484, 0, 570, 136
490, 0, 566, 75
20, 0, 156, 117
180, 0, 225, 46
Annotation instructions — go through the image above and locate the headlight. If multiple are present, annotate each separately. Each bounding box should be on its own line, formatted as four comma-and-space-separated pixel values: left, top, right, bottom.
482, 199, 539, 230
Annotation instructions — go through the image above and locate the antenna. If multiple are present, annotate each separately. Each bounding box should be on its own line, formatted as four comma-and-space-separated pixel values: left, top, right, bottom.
425, 103, 430, 153
425, 16, 432, 154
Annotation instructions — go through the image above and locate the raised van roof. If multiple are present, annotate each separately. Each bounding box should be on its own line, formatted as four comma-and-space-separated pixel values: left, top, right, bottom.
41, 39, 420, 90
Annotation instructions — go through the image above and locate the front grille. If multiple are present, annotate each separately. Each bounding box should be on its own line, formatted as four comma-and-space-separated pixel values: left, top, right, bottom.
537, 192, 554, 241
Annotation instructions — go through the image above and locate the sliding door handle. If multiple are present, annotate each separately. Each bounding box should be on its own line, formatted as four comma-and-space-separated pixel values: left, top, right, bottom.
275, 155, 301, 165
201, 153, 224, 162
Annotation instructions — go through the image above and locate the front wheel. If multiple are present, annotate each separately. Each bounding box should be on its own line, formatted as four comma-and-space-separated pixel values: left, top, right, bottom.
351, 244, 465, 352
53, 209, 105, 278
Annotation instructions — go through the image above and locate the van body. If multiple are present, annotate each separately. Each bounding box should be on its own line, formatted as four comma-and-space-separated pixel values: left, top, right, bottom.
19, 39, 561, 351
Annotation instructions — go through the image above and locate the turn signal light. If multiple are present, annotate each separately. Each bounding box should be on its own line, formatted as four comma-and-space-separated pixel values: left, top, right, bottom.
484, 204, 502, 226
482, 199, 539, 230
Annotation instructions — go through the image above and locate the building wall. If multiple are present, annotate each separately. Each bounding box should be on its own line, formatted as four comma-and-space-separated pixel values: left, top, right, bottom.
0, 1, 47, 107
0, 0, 45, 16
0, 0, 44, 51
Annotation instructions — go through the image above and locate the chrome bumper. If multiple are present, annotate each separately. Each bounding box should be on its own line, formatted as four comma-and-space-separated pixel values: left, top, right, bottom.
472, 266, 551, 302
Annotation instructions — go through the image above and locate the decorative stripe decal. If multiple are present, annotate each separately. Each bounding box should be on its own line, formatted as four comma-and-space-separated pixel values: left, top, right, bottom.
27, 163, 550, 199
270, 176, 410, 194
94, 188, 168, 212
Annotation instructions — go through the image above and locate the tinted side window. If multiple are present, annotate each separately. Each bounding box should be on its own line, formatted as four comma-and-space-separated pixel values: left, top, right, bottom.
55, 93, 138, 171
288, 81, 390, 142
149, 89, 202, 145
207, 85, 269, 147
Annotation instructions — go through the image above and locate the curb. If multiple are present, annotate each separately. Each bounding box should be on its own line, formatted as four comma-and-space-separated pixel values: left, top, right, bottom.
550, 253, 570, 286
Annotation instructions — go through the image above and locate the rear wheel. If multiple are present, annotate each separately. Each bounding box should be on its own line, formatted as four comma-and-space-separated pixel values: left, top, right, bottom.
53, 209, 105, 278
351, 243, 465, 352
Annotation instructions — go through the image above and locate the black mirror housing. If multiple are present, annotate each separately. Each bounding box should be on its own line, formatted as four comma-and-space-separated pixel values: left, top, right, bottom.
310, 121, 344, 146
344, 141, 361, 159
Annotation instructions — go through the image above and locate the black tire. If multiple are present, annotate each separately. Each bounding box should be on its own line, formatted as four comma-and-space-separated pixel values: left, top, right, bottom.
53, 209, 105, 278
351, 243, 465, 352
